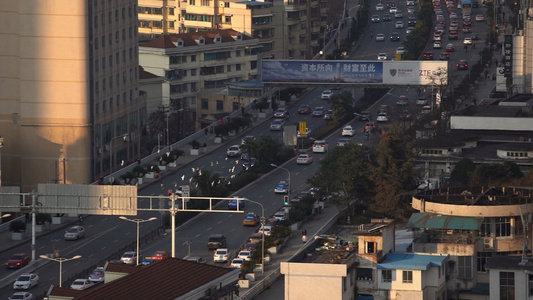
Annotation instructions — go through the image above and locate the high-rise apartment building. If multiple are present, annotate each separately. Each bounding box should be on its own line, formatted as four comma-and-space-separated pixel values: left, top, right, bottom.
138, 0, 328, 60
0, 1, 146, 190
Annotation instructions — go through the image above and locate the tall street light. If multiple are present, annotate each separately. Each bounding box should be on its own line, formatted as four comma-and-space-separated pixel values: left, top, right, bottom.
241, 198, 265, 274
39, 255, 81, 287
0, 135, 4, 186
119, 216, 157, 265
270, 163, 291, 218
109, 133, 129, 175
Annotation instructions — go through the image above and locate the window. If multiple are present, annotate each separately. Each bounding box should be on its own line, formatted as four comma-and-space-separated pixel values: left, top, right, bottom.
236, 64, 241, 71
480, 218, 491, 237
382, 270, 392, 282
191, 55, 196, 62
516, 217, 525, 236
201, 98, 208, 109
477, 252, 492, 272
495, 217, 511, 237
529, 274, 533, 296
189, 0, 195, 4
366, 242, 377, 253
225, 2, 230, 7
458, 256, 472, 278
191, 82, 197, 92
500, 271, 515, 300
225, 16, 231, 24
236, 50, 241, 57
216, 100, 223, 111
402, 271, 412, 283
201, 0, 209, 6
191, 69, 197, 76
356, 268, 373, 281
227, 65, 232, 72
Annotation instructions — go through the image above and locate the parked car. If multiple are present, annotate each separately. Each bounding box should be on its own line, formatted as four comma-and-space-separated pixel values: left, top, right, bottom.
151, 251, 170, 261
64, 226, 85, 241
297, 104, 312, 114
269, 119, 284, 131
273, 209, 288, 221
70, 279, 95, 290
213, 249, 230, 263
207, 234, 227, 250
242, 213, 259, 226
5, 253, 30, 269
13, 274, 39, 290
321, 90, 333, 100
226, 145, 242, 157
257, 225, 272, 236
296, 154, 313, 165
312, 140, 328, 153
120, 251, 137, 264
8, 292, 33, 300
88, 267, 105, 283
274, 181, 289, 194
342, 126, 355, 136
184, 256, 207, 263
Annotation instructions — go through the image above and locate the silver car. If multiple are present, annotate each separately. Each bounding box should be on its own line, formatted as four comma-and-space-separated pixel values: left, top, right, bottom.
64, 226, 85, 240
270, 119, 284, 131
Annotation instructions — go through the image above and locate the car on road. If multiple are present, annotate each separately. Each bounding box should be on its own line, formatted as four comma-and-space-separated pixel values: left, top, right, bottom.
273, 209, 288, 221
13, 274, 39, 290
390, 32, 400, 41
242, 157, 256, 170
407, 6, 415, 14
213, 248, 230, 263
376, 3, 384, 10
407, 17, 417, 26
269, 119, 284, 131
389, 6, 398, 13
120, 251, 137, 264
433, 33, 441, 41
230, 258, 244, 268
407, 0, 415, 5
297, 104, 311, 114
342, 125, 355, 136
8, 292, 33, 300
371, 15, 380, 22
463, 37, 472, 45
151, 251, 170, 261
321, 89, 333, 100
448, 31, 458, 40
297, 127, 311, 138
70, 279, 95, 290
226, 145, 242, 157
462, 27, 471, 34
383, 14, 392, 21
359, 110, 372, 121
273, 108, 288, 118
240, 135, 255, 146
416, 97, 428, 106
376, 112, 389, 122
463, 17, 472, 26
296, 154, 313, 165
433, 41, 442, 49
238, 250, 252, 261
445, 43, 455, 52
406, 26, 414, 34
379, 104, 391, 114
336, 138, 352, 146
475, 14, 484, 21
375, 33, 385, 41
64, 225, 85, 241
396, 95, 408, 106
364, 122, 377, 132
258, 225, 272, 236
5, 253, 30, 269
395, 10, 403, 18
423, 52, 434, 60
242, 213, 259, 226
312, 106, 325, 117
457, 60, 468, 70
377, 53, 388, 60
228, 197, 245, 210
312, 140, 328, 153
274, 181, 289, 194
421, 105, 432, 114
471, 33, 479, 40
395, 21, 404, 28
439, 52, 450, 60
207, 234, 227, 250
185, 256, 207, 263
88, 267, 105, 283
396, 46, 406, 55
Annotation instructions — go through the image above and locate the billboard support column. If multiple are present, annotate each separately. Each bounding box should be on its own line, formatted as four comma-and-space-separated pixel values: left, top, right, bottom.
31, 190, 37, 262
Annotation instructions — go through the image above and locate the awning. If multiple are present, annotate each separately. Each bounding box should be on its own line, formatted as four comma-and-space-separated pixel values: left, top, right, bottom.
406, 213, 483, 230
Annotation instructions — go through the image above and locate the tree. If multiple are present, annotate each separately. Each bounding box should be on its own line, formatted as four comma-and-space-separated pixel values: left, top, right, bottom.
246, 136, 283, 169
192, 169, 226, 197
370, 124, 417, 221
450, 158, 476, 185
470, 162, 524, 186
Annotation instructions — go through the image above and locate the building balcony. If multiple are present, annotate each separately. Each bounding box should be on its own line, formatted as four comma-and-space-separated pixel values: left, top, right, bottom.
182, 20, 212, 28
138, 13, 164, 21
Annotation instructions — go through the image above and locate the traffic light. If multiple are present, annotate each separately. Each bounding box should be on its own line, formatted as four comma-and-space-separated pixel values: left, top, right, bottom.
284, 195, 289, 205
168, 190, 173, 196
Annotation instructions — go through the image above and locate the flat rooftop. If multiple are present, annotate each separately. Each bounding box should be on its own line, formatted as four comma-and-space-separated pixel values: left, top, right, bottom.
416, 186, 533, 206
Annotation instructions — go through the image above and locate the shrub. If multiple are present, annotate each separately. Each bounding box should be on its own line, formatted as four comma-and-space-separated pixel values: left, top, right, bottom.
36, 213, 52, 225
9, 220, 26, 232
190, 140, 201, 149
132, 165, 146, 177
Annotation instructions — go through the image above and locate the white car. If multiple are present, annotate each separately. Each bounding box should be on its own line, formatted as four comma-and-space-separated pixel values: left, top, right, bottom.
120, 251, 137, 264
226, 145, 242, 157
64, 225, 85, 240
389, 6, 398, 13
312, 140, 328, 153
377, 53, 388, 60
376, 3, 384, 10
321, 89, 333, 100
406, 26, 414, 34
463, 37, 472, 45
342, 125, 355, 136
375, 33, 385, 41
273, 108, 288, 118
230, 258, 244, 268
213, 248, 229, 263
258, 225, 272, 236
297, 127, 311, 138
8, 292, 33, 300
269, 119, 284, 131
396, 46, 406, 55
296, 154, 313, 165
70, 279, 95, 290
395, 21, 404, 29
237, 250, 252, 261
406, 0, 415, 5
416, 98, 428, 106
13, 274, 39, 290
376, 112, 389, 122
433, 41, 442, 49
273, 209, 288, 221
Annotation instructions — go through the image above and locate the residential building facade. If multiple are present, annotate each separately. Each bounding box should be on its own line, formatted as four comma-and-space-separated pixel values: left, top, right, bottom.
0, 1, 145, 189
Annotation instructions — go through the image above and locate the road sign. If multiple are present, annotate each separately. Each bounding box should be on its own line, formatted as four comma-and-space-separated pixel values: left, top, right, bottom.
299, 122, 306, 135
181, 185, 190, 202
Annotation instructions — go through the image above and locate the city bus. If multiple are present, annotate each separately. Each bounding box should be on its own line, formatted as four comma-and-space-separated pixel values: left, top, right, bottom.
461, 0, 472, 13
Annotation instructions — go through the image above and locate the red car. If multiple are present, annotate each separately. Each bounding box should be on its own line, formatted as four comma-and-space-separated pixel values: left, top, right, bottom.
5, 253, 30, 269
151, 251, 170, 261
297, 104, 311, 114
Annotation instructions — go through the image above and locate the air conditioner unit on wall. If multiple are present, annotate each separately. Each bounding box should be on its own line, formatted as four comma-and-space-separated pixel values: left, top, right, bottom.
483, 237, 493, 250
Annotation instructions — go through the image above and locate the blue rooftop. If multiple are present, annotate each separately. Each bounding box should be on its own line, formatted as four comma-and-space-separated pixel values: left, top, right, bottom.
377, 253, 449, 271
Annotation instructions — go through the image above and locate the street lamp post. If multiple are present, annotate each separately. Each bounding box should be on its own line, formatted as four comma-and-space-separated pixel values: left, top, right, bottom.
0, 135, 4, 186
119, 216, 157, 265
62, 158, 68, 184
109, 133, 128, 175
39, 255, 81, 287
270, 163, 291, 219
240, 198, 265, 274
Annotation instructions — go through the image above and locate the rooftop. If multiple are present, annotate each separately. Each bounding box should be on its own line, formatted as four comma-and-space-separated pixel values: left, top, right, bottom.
416, 186, 533, 206
485, 255, 533, 271
377, 253, 448, 270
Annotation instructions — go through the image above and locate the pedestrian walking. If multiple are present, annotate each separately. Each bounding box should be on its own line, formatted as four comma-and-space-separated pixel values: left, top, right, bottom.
472, 42, 476, 49
302, 229, 307, 243
365, 130, 370, 140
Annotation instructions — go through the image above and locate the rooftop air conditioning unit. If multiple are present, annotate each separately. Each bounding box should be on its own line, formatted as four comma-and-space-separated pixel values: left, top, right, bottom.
483, 237, 493, 250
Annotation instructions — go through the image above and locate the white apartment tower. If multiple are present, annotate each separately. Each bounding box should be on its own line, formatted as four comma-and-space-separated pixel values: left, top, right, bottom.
0, 1, 146, 190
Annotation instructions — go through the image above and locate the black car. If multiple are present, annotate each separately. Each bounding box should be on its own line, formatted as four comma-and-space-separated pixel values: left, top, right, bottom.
408, 17, 417, 26
457, 60, 468, 70
390, 32, 400, 41
383, 14, 392, 21
448, 31, 458, 40
422, 52, 434, 60
439, 52, 450, 60
242, 158, 256, 170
